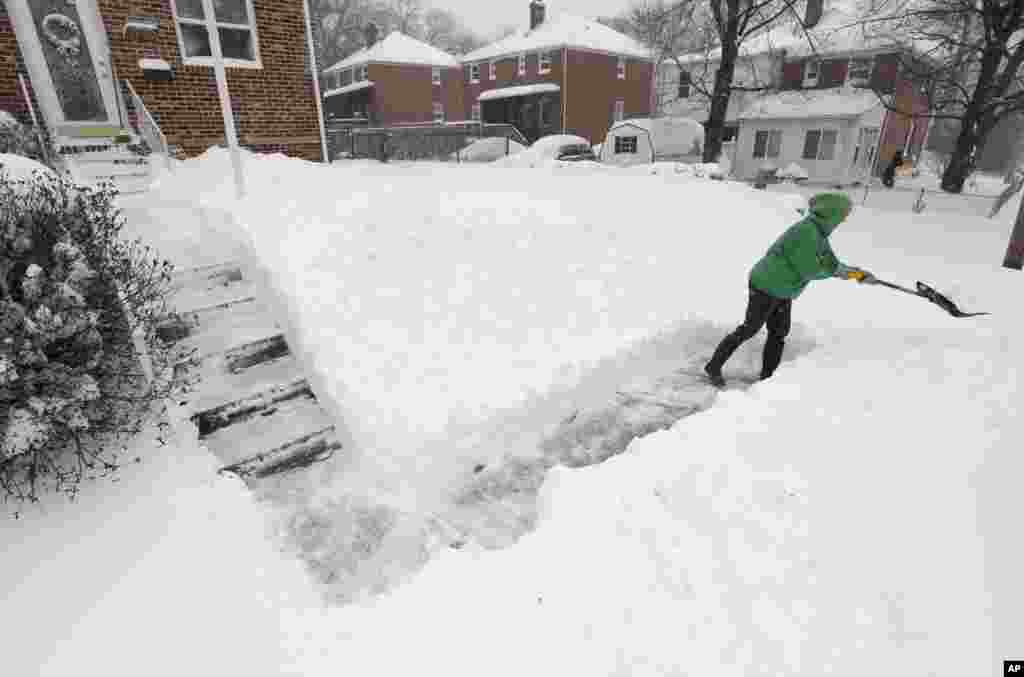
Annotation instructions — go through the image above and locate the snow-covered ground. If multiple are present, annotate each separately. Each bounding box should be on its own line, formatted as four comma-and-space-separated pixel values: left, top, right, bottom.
4, 150, 1021, 676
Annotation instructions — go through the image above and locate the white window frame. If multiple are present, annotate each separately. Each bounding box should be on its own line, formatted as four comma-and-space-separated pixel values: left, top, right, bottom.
617, 57, 626, 80
517, 53, 526, 76
433, 102, 445, 123
355, 65, 368, 82
432, 67, 441, 86
169, 0, 262, 69
613, 99, 625, 122
539, 51, 552, 74
471, 103, 481, 121
469, 62, 480, 84
846, 57, 872, 85
752, 129, 782, 159
489, 60, 497, 80
802, 128, 838, 161
614, 135, 638, 154
803, 59, 820, 87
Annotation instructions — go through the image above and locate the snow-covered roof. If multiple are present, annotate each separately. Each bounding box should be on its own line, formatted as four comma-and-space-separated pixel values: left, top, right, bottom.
324, 81, 375, 98
463, 14, 651, 63
737, 88, 882, 120
324, 32, 459, 73
478, 83, 560, 102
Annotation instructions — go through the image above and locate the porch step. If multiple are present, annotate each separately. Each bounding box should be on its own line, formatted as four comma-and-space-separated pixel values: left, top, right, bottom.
174, 311, 285, 366
198, 383, 335, 467
171, 274, 259, 315
179, 353, 307, 417
218, 427, 341, 479
171, 261, 245, 295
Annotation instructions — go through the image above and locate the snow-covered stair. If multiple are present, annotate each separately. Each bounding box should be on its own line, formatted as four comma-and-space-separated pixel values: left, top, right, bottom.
165, 260, 340, 480
58, 139, 155, 194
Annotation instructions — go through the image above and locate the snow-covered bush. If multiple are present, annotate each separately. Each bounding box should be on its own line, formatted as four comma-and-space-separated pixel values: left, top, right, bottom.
0, 162, 177, 508
0, 111, 46, 165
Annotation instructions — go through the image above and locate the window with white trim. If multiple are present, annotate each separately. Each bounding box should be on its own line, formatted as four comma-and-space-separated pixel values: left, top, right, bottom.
802, 128, 838, 160
613, 99, 624, 122
678, 70, 691, 98
469, 62, 480, 83
752, 129, 782, 159
614, 135, 637, 154
356, 65, 368, 81
432, 67, 441, 85
433, 102, 444, 123
803, 59, 820, 87
846, 57, 872, 85
471, 103, 481, 121
539, 51, 552, 74
617, 57, 626, 80
517, 53, 526, 76
489, 60, 497, 79
171, 0, 260, 67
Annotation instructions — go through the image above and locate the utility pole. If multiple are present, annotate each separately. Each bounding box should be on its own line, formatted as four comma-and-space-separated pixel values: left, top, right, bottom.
201, 0, 245, 199
1005, 194, 1024, 270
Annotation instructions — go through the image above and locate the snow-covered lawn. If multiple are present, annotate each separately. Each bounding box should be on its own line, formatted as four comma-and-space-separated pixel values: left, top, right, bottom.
4, 150, 1021, 676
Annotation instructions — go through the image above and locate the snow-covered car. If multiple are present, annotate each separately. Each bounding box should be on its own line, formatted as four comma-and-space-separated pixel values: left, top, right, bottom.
494, 134, 595, 168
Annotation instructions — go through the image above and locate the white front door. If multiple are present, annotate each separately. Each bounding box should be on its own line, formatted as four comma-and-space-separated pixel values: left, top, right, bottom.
7, 0, 122, 134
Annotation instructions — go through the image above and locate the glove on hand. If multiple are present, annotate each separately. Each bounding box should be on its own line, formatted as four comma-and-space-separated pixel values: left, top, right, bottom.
835, 264, 877, 284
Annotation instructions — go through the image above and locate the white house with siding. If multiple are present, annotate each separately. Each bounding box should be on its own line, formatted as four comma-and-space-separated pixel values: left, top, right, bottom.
732, 88, 884, 185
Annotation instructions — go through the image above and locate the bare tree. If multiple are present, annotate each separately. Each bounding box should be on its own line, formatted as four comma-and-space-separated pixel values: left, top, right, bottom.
422, 7, 485, 55
861, 0, 1024, 193
600, 1, 702, 117
698, 0, 810, 163
386, 0, 423, 37
312, 0, 374, 68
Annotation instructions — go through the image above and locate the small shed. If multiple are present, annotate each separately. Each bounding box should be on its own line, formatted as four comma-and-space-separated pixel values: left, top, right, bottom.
600, 117, 704, 166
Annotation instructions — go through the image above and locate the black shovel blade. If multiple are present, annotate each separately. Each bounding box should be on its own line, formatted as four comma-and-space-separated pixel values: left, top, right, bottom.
915, 282, 990, 318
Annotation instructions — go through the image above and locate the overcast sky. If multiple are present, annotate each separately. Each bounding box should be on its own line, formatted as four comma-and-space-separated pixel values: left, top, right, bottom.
432, 0, 631, 38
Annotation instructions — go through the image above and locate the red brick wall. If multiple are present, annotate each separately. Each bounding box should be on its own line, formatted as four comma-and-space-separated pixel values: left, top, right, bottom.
0, 5, 40, 127
100, 0, 322, 161
463, 49, 565, 121
365, 63, 462, 124
563, 50, 652, 145
878, 78, 930, 172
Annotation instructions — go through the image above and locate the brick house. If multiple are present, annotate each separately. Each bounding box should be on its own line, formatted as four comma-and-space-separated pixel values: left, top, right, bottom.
2, 0, 324, 189
321, 26, 463, 126
460, 1, 653, 145
658, 15, 931, 183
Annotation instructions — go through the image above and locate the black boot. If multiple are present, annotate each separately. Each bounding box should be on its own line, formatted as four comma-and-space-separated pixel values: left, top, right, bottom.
705, 333, 743, 387
761, 335, 785, 380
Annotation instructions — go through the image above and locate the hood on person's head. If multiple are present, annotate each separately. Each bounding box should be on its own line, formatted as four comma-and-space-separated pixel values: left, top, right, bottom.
808, 192, 853, 234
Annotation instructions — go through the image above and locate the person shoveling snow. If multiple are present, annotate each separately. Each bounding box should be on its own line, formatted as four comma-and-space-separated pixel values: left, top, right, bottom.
704, 192, 876, 387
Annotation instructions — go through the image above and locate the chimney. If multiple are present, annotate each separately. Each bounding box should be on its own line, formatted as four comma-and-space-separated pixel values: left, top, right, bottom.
803, 0, 823, 29
364, 22, 379, 48
529, 1, 546, 31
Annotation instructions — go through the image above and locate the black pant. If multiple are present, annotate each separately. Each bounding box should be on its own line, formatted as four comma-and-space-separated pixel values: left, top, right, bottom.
707, 285, 792, 379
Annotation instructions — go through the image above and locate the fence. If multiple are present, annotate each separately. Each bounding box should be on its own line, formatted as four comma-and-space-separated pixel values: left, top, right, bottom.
124, 80, 173, 171
327, 122, 529, 163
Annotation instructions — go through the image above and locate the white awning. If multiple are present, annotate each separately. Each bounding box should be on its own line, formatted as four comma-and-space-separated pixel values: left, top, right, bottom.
324, 80, 374, 99
478, 83, 560, 102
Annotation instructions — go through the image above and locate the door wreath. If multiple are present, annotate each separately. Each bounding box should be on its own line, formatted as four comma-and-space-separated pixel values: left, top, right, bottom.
41, 13, 82, 60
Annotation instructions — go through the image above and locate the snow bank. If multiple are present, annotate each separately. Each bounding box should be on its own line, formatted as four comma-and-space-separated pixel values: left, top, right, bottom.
454, 136, 525, 162
0, 151, 55, 181
778, 162, 810, 180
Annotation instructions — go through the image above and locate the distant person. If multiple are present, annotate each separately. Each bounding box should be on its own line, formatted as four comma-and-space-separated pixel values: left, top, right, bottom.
704, 193, 877, 387
882, 150, 904, 188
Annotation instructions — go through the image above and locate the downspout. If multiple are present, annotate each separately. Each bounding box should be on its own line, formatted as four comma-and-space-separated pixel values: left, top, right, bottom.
303, 0, 330, 163
561, 46, 567, 134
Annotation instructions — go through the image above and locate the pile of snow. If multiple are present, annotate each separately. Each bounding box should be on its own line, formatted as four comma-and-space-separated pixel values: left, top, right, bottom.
0, 110, 21, 128
454, 136, 526, 162
493, 133, 591, 167
777, 162, 810, 180
0, 151, 54, 181
8, 147, 1019, 675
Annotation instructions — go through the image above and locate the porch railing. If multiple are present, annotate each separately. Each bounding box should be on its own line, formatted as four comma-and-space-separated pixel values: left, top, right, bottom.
124, 80, 172, 171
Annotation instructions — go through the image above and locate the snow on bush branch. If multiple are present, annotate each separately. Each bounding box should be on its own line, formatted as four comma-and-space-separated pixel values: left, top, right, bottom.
0, 164, 180, 509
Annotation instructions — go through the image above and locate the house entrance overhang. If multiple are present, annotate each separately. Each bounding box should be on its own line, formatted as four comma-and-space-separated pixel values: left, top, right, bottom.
478, 83, 560, 102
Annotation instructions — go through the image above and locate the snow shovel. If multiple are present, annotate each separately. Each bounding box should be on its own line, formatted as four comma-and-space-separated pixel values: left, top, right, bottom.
873, 279, 990, 318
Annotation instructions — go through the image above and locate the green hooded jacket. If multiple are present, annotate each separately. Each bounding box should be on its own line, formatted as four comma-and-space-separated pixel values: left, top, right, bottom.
749, 192, 852, 299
